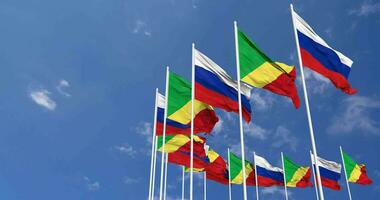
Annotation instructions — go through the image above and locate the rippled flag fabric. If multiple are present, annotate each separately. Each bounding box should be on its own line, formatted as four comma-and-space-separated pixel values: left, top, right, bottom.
283, 155, 312, 187
342, 151, 372, 185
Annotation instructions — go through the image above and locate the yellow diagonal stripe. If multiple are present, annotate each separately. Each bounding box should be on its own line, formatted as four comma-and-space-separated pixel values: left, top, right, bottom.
242, 62, 294, 88
168, 100, 213, 125
231, 163, 253, 184
287, 167, 309, 187
348, 164, 363, 182
158, 135, 190, 153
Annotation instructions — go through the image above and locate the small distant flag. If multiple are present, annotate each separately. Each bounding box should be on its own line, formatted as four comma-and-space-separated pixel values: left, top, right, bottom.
292, 10, 357, 94
311, 154, 342, 190
229, 152, 256, 186
254, 154, 284, 187
342, 151, 372, 185
283, 155, 312, 187
237, 28, 300, 108
194, 48, 252, 122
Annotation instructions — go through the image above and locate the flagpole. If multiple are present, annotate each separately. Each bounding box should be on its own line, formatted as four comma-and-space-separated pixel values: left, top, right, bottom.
253, 152, 259, 200
182, 166, 185, 200
190, 43, 196, 200
159, 66, 170, 200
310, 151, 320, 200
204, 171, 207, 200
281, 152, 289, 200
228, 148, 232, 200
163, 153, 168, 200
290, 4, 324, 200
233, 20, 248, 200
148, 89, 159, 200
151, 136, 158, 200
340, 146, 353, 200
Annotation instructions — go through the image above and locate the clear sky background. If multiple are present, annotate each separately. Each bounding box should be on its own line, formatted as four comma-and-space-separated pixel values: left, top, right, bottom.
0, 0, 380, 199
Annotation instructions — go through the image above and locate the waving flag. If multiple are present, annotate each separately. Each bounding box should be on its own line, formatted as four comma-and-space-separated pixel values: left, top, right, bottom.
254, 154, 284, 186
157, 72, 219, 136
156, 93, 194, 135
283, 155, 312, 187
293, 10, 357, 94
311, 154, 342, 190
342, 151, 372, 185
229, 152, 256, 185
237, 29, 300, 108
204, 149, 229, 185
194, 49, 252, 122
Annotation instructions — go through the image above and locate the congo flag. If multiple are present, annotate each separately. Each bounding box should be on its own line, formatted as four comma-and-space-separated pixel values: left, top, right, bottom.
342, 151, 372, 185
237, 28, 300, 108
283, 155, 312, 187
229, 152, 255, 185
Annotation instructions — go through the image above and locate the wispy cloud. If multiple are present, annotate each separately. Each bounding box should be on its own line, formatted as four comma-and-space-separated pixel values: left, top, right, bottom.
349, 1, 380, 16
271, 126, 298, 152
136, 122, 153, 143
244, 123, 270, 140
113, 143, 137, 157
213, 118, 224, 134
328, 95, 380, 135
302, 68, 331, 94
261, 186, 292, 198
124, 176, 141, 184
132, 20, 151, 36
29, 89, 57, 111
83, 176, 100, 191
56, 79, 71, 97
251, 91, 275, 111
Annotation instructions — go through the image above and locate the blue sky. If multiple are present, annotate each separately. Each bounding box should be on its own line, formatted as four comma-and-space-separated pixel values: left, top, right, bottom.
0, 0, 380, 199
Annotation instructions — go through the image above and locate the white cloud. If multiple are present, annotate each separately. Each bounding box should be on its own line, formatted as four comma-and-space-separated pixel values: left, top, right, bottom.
271, 126, 298, 152
302, 68, 330, 94
136, 122, 153, 143
114, 143, 137, 157
124, 176, 141, 184
261, 186, 292, 198
29, 89, 57, 111
251, 91, 275, 111
328, 96, 380, 135
56, 79, 71, 97
349, 1, 380, 16
83, 176, 100, 191
213, 119, 223, 134
132, 20, 151, 36
244, 123, 269, 140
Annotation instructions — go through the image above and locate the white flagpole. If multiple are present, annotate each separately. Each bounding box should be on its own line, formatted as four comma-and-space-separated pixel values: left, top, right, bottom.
310, 151, 320, 200
159, 66, 170, 200
290, 4, 324, 200
281, 152, 289, 200
233, 20, 248, 200
148, 89, 159, 200
151, 136, 158, 200
228, 148, 232, 200
253, 152, 259, 200
182, 166, 185, 200
163, 153, 168, 200
340, 146, 353, 200
190, 43, 195, 200
204, 171, 207, 200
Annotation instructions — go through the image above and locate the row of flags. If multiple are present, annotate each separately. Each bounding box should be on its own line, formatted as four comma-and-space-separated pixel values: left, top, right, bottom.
148, 5, 370, 200
157, 136, 372, 190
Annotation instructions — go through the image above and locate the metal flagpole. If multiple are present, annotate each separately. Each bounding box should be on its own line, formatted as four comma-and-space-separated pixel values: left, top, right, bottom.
204, 171, 207, 200
182, 166, 185, 200
253, 152, 259, 200
310, 151, 320, 200
228, 148, 232, 200
163, 153, 168, 200
340, 146, 353, 200
233, 20, 248, 200
151, 136, 158, 200
290, 4, 325, 200
281, 152, 289, 200
148, 89, 159, 200
190, 43, 196, 200
159, 66, 170, 200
